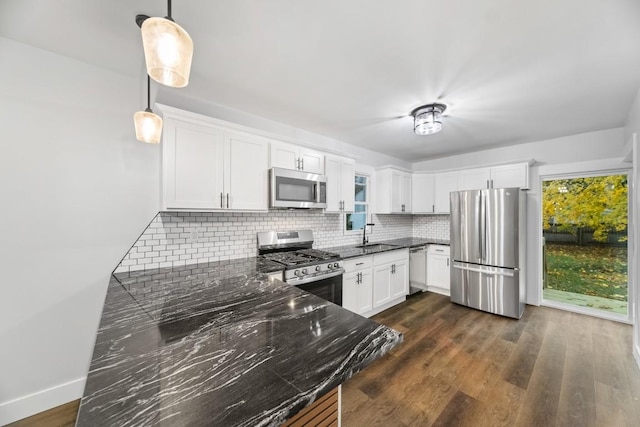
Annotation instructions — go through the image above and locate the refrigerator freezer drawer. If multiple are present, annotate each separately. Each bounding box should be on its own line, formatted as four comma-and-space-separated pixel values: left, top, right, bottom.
451, 262, 524, 319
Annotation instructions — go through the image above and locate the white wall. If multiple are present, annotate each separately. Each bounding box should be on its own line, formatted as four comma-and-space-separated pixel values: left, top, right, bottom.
0, 37, 161, 424
624, 88, 640, 369
412, 128, 625, 172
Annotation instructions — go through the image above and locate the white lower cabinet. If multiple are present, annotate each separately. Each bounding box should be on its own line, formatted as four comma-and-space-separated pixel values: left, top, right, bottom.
343, 249, 409, 317
426, 245, 450, 295
343, 256, 373, 315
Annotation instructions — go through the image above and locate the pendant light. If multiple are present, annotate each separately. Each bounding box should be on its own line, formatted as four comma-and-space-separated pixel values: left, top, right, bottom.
411, 103, 447, 135
136, 0, 193, 88
134, 75, 163, 143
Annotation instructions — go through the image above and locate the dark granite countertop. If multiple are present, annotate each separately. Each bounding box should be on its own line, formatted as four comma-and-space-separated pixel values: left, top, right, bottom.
77, 257, 402, 427
325, 237, 450, 259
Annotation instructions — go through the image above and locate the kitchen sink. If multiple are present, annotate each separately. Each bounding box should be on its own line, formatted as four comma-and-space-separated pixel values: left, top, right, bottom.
355, 243, 399, 250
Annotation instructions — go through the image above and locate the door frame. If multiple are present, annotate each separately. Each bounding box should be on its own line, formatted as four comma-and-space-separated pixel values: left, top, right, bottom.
536, 161, 632, 324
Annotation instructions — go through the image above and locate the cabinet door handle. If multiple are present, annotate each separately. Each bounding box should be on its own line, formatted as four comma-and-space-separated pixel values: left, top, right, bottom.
301, 157, 304, 170
356, 262, 364, 266
432, 204, 435, 213
226, 193, 229, 209
491, 179, 494, 188
220, 192, 224, 208
486, 180, 489, 189
447, 258, 450, 267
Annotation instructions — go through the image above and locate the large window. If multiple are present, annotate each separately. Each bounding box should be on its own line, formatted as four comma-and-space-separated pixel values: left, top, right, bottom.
346, 175, 368, 231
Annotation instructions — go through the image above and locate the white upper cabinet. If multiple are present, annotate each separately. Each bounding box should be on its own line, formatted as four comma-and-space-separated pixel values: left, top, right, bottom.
434, 171, 459, 214
376, 167, 412, 214
490, 163, 529, 189
270, 140, 325, 174
162, 117, 225, 210
457, 163, 529, 190
458, 168, 491, 191
159, 107, 269, 211
325, 155, 355, 213
412, 173, 436, 213
225, 131, 269, 210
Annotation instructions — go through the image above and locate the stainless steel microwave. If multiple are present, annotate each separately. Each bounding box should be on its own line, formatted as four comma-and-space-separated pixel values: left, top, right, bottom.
270, 167, 327, 209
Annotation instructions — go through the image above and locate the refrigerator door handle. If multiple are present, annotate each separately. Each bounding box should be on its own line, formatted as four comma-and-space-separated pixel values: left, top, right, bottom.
479, 192, 486, 263
453, 262, 516, 277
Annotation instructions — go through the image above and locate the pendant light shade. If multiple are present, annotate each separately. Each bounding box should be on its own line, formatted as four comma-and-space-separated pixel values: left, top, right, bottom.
134, 76, 163, 143
140, 16, 193, 88
134, 110, 163, 143
411, 103, 446, 135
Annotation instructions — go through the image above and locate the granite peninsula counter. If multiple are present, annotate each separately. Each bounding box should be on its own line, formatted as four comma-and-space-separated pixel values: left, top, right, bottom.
77, 257, 402, 426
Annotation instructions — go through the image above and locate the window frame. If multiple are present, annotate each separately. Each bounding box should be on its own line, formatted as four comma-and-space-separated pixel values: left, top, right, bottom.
345, 173, 369, 235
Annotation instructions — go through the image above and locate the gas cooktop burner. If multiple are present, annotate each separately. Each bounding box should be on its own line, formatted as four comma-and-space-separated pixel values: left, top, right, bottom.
261, 249, 339, 268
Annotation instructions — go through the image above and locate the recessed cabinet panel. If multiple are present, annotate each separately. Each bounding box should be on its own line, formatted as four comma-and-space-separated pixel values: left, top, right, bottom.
226, 132, 269, 210
325, 155, 355, 213
270, 140, 325, 174
376, 168, 412, 214
341, 159, 356, 212
373, 264, 392, 307
434, 172, 459, 214
390, 258, 408, 299
412, 174, 435, 213
270, 142, 298, 171
427, 245, 451, 296
299, 147, 325, 174
166, 120, 225, 209
458, 168, 491, 191
491, 163, 529, 189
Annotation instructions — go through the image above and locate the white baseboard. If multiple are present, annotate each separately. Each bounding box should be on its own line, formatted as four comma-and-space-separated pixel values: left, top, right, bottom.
0, 376, 85, 425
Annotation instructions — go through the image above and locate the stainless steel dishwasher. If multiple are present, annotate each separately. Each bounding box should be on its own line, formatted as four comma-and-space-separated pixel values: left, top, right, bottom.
409, 245, 428, 294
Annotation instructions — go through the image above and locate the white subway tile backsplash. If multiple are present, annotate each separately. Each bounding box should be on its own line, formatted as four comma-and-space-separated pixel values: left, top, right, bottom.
116, 210, 450, 272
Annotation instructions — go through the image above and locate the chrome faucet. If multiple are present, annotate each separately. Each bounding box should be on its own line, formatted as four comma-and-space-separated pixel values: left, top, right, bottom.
362, 223, 375, 245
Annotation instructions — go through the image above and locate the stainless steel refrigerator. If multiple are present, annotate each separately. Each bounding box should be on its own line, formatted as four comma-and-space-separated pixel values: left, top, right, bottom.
450, 188, 526, 319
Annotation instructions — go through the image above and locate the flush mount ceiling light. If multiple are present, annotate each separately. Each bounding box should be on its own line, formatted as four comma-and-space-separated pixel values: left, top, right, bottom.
411, 103, 447, 135
136, 0, 193, 88
134, 75, 163, 143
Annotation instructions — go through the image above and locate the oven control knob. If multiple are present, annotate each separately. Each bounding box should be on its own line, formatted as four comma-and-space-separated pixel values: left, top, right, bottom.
333, 262, 339, 268
315, 265, 321, 272
327, 263, 333, 270
302, 269, 308, 275
294, 270, 301, 276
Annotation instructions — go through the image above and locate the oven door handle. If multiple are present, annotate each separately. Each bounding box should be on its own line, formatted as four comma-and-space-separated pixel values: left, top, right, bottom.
287, 269, 344, 286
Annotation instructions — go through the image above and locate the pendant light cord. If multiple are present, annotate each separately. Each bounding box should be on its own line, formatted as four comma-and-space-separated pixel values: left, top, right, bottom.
167, 0, 172, 20
146, 75, 152, 112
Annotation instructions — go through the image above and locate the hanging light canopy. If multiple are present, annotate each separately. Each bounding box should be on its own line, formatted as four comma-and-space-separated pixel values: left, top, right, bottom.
136, 0, 193, 88
134, 75, 163, 143
411, 103, 446, 135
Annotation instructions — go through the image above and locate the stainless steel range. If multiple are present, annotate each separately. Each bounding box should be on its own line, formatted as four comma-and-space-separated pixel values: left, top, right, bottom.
257, 230, 343, 305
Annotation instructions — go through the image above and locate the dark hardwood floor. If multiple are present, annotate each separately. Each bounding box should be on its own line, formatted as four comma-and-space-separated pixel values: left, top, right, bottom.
7, 400, 79, 427
8, 292, 640, 426
342, 292, 640, 427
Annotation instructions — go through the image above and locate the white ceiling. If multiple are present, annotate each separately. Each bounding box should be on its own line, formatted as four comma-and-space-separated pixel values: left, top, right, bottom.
2, 0, 640, 161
